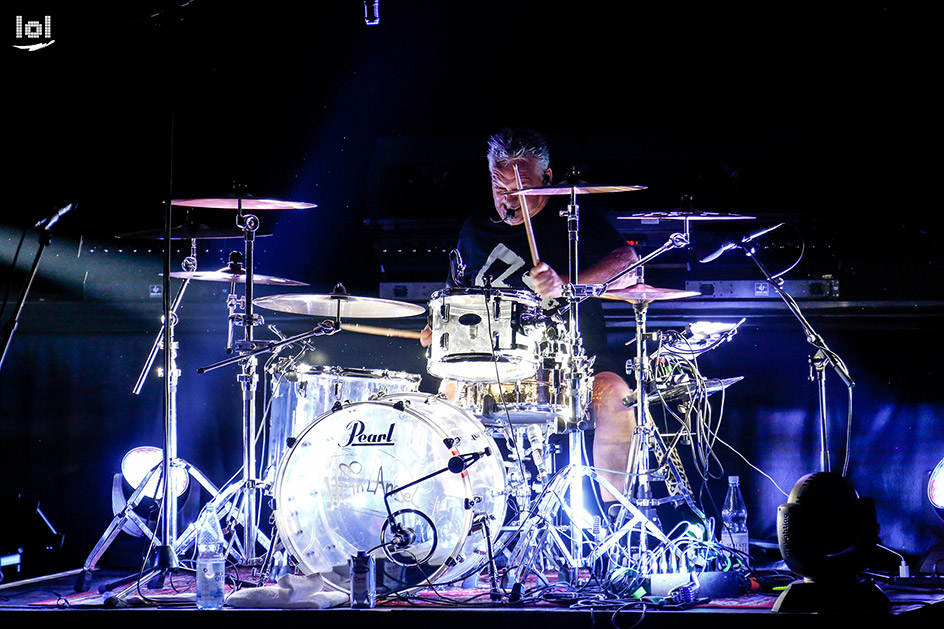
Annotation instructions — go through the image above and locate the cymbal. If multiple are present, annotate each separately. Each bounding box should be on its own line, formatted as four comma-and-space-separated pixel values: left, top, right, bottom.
625, 376, 743, 408
602, 283, 700, 303
117, 223, 272, 240
621, 210, 755, 221
171, 196, 317, 210
508, 183, 647, 196
254, 293, 426, 319
168, 268, 308, 286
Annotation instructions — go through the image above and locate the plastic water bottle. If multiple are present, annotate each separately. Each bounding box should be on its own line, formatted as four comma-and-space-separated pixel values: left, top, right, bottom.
195, 506, 226, 609
721, 475, 750, 556
350, 551, 376, 608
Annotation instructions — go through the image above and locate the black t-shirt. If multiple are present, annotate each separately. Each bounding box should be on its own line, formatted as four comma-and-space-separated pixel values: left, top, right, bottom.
450, 198, 627, 375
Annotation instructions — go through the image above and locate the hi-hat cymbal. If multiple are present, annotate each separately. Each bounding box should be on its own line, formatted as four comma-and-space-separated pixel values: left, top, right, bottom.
602, 283, 700, 303
168, 268, 308, 286
117, 223, 272, 240
254, 293, 426, 319
171, 196, 317, 210
508, 183, 647, 196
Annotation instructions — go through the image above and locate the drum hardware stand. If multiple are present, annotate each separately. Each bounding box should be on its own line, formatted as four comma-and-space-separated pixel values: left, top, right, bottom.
506, 197, 696, 593
615, 295, 708, 545
75, 241, 223, 592
197, 316, 342, 559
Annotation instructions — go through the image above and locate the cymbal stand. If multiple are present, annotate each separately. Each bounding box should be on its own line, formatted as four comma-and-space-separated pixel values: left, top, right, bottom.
196, 254, 342, 573
508, 189, 669, 595
76, 241, 224, 592
614, 292, 708, 546
226, 204, 268, 566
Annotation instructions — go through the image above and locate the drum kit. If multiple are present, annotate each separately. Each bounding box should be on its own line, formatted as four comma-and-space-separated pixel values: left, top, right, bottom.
78, 181, 759, 602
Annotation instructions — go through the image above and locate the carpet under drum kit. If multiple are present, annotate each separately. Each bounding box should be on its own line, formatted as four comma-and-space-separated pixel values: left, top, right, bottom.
68, 179, 847, 606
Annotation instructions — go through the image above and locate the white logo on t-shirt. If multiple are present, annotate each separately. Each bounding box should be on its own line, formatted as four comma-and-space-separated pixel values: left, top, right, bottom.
475, 244, 536, 291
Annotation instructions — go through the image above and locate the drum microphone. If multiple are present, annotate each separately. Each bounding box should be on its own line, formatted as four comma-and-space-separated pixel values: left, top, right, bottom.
698, 223, 785, 264
448, 448, 491, 473
526, 424, 549, 479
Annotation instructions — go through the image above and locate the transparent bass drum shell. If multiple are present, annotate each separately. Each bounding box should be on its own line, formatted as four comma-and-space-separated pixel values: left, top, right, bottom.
273, 392, 507, 595
267, 365, 422, 472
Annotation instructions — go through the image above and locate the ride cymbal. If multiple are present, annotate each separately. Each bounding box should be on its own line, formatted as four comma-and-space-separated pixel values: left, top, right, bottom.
601, 283, 701, 304
168, 268, 308, 286
171, 196, 317, 210
254, 293, 426, 319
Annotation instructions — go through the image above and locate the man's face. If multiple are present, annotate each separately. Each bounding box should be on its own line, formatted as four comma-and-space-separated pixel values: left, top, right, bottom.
490, 157, 552, 226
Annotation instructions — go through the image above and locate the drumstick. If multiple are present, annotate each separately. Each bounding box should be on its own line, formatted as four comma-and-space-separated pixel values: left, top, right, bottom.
340, 323, 423, 340
513, 163, 540, 266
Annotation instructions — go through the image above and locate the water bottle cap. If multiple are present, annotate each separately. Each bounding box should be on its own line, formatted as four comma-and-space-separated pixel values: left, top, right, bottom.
729, 475, 740, 484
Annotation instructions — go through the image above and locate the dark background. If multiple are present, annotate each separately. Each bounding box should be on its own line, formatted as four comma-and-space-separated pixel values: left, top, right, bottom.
3, 2, 942, 579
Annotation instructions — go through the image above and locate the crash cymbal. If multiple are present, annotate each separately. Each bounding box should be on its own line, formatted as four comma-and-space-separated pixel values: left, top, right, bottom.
621, 210, 755, 221
117, 223, 272, 240
254, 293, 426, 319
508, 183, 647, 196
171, 196, 317, 210
168, 267, 308, 286
602, 283, 700, 304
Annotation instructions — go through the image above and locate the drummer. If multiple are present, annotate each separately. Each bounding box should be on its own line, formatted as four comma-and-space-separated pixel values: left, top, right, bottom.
420, 127, 640, 511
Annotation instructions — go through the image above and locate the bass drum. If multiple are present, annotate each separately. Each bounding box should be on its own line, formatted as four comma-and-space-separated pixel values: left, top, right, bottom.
267, 365, 421, 473
273, 392, 507, 595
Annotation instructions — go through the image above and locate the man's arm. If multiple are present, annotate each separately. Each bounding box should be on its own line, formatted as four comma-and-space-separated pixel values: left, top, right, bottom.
530, 245, 639, 299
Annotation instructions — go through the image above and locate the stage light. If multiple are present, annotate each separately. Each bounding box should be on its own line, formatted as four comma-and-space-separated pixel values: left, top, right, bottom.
364, 1, 379, 25
121, 446, 189, 500
929, 455, 944, 519
773, 472, 889, 613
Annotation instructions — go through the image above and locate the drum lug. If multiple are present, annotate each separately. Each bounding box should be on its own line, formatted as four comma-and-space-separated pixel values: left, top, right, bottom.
393, 400, 409, 411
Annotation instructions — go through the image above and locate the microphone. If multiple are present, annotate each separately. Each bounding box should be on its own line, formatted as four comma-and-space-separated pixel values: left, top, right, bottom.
33, 203, 74, 230
449, 249, 467, 286
699, 223, 785, 264
526, 424, 549, 479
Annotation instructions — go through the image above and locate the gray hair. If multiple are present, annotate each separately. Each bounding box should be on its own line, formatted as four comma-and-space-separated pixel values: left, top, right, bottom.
486, 128, 551, 172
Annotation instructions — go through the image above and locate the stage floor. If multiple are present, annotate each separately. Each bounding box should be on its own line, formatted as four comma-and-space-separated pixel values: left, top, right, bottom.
1, 567, 941, 628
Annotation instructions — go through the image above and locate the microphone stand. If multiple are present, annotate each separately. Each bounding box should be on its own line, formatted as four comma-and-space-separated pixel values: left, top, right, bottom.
732, 242, 854, 474
0, 206, 72, 374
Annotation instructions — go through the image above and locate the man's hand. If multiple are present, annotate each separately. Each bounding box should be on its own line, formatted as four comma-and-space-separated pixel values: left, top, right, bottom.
530, 261, 566, 299
420, 324, 433, 348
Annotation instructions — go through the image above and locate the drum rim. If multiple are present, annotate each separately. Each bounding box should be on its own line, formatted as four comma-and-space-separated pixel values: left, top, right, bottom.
293, 364, 423, 381
430, 286, 541, 304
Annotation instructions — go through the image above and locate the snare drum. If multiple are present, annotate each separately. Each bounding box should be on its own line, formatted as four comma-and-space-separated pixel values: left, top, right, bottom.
272, 392, 507, 595
453, 368, 572, 426
267, 365, 421, 472
426, 287, 546, 383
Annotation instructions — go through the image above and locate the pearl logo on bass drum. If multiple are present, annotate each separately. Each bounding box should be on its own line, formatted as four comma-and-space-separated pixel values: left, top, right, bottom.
339, 420, 396, 447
